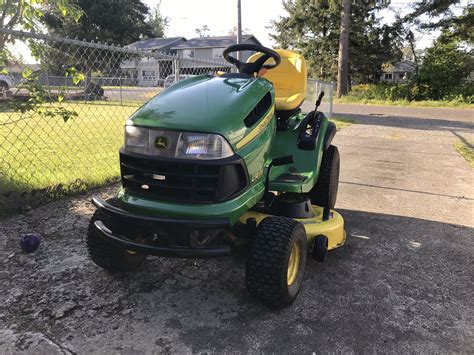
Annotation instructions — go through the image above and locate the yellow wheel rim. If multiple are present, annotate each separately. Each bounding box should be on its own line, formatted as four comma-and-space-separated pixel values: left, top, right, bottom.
287, 242, 301, 286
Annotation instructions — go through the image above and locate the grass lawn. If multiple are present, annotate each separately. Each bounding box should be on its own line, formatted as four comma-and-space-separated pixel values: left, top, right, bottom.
0, 101, 354, 216
335, 96, 474, 109
331, 116, 354, 129
0, 101, 140, 214
454, 142, 474, 168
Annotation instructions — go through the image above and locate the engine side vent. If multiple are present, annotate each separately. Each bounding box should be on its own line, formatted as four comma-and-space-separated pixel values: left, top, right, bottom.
244, 92, 272, 127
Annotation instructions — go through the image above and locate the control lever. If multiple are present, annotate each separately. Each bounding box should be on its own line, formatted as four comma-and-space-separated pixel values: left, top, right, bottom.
297, 91, 325, 151
264, 155, 294, 209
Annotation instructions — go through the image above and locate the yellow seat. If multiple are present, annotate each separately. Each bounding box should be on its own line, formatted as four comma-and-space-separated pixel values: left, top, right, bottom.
248, 49, 307, 112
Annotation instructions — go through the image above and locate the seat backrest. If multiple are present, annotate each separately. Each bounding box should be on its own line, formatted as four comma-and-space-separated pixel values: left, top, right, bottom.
248, 49, 307, 111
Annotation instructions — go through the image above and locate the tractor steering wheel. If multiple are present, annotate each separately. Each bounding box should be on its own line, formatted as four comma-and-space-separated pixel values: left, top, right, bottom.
223, 44, 281, 76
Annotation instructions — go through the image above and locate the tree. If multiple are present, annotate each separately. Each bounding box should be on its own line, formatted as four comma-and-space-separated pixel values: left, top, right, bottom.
228, 25, 250, 36
415, 33, 473, 100
405, 0, 473, 43
271, 0, 400, 84
195, 25, 210, 38
147, 2, 169, 38
0, 0, 82, 52
336, 0, 350, 97
43, 0, 152, 46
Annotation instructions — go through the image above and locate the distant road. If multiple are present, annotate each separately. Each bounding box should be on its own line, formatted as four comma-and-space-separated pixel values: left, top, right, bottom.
302, 101, 474, 123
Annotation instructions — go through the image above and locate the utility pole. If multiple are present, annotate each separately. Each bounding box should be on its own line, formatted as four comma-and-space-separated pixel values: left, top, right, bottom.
336, 0, 351, 98
237, 0, 242, 60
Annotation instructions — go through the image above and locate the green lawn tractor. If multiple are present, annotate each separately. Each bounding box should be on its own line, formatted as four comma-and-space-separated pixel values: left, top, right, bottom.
87, 44, 346, 307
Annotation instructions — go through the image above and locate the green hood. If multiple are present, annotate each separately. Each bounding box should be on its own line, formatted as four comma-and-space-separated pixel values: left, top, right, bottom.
128, 75, 274, 147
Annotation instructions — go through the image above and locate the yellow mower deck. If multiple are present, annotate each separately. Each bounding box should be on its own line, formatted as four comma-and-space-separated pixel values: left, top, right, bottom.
240, 206, 346, 251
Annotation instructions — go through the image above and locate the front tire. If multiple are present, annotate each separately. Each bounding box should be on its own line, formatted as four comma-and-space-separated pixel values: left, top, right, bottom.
246, 217, 307, 307
86, 198, 146, 272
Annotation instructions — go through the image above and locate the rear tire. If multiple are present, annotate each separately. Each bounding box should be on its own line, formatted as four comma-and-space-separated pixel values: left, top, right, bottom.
86, 198, 146, 272
309, 145, 340, 208
246, 216, 307, 307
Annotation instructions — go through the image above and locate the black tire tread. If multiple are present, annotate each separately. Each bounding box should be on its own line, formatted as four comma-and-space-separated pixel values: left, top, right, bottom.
309, 145, 340, 208
86, 198, 146, 272
246, 216, 306, 306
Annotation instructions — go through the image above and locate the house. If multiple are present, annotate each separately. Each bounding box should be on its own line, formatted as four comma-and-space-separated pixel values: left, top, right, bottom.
121, 37, 186, 86
170, 35, 261, 75
172, 35, 261, 62
121, 35, 261, 86
125, 37, 186, 54
381, 60, 416, 83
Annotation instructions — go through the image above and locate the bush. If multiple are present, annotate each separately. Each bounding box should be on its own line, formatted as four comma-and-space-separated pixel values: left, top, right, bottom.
346, 82, 473, 104
345, 33, 473, 105
347, 83, 412, 101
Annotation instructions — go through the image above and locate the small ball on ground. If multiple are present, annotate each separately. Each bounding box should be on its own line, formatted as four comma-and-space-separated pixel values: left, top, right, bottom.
20, 234, 41, 253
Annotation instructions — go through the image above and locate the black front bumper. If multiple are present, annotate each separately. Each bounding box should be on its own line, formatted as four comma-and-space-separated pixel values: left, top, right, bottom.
92, 196, 231, 258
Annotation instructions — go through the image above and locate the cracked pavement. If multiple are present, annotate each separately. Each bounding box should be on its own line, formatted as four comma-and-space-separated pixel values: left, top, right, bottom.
1, 103, 473, 353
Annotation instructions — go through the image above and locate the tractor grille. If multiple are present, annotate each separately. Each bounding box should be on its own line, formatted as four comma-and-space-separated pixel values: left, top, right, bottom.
120, 150, 249, 204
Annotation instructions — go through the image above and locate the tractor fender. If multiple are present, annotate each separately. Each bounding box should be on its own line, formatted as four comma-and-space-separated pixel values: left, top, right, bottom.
323, 121, 336, 151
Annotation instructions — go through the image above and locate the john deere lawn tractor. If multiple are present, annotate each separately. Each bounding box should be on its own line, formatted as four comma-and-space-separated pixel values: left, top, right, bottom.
87, 44, 345, 307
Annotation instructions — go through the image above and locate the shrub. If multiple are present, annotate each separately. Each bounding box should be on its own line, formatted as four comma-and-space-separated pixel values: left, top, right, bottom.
346, 82, 473, 104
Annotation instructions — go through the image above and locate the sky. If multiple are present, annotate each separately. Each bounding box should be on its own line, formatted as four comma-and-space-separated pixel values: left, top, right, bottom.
9, 0, 469, 63
146, 0, 448, 48
146, 0, 287, 47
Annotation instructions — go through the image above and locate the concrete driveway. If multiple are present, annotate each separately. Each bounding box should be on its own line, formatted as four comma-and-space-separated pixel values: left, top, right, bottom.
1, 103, 473, 353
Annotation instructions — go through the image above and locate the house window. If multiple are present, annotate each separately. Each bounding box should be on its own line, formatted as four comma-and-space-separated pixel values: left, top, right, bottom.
399, 73, 405, 79
384, 73, 393, 80
212, 48, 224, 59
182, 49, 195, 59
142, 70, 156, 81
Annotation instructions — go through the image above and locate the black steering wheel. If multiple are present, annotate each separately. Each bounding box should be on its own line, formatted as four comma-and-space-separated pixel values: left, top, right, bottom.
223, 44, 281, 76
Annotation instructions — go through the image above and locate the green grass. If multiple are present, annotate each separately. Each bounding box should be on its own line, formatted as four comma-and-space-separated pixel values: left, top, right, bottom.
454, 142, 474, 168
335, 96, 474, 109
331, 116, 354, 129
0, 101, 353, 216
0, 101, 140, 215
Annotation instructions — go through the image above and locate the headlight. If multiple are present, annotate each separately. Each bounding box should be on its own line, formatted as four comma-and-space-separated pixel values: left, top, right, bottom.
124, 126, 234, 160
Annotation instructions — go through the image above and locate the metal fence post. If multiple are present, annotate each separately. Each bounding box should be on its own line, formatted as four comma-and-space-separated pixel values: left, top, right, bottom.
328, 82, 334, 119
174, 59, 180, 82
119, 77, 123, 106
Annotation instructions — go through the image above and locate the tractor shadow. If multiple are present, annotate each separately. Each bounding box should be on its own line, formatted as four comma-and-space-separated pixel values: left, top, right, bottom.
1, 197, 473, 352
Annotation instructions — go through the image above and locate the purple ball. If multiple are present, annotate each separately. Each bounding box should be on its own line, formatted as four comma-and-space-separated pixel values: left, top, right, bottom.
20, 234, 41, 253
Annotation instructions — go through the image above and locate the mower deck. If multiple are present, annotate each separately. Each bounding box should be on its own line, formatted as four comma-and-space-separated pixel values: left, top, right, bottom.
240, 206, 346, 250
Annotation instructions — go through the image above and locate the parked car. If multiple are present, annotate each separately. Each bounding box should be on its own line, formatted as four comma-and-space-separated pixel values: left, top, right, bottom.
163, 75, 195, 89
0, 74, 14, 91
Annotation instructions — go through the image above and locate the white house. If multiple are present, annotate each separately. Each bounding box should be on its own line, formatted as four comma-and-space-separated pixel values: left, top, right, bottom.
381, 60, 416, 83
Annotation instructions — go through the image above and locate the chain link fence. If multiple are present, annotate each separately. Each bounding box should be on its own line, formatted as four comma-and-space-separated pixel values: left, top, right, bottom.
0, 28, 333, 216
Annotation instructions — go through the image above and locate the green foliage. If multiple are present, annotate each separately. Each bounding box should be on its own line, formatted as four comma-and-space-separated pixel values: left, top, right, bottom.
345, 27, 473, 105
346, 81, 472, 104
43, 0, 152, 46
65, 67, 85, 85
454, 142, 474, 168
415, 34, 473, 101
147, 1, 169, 38
271, 0, 401, 82
0, 0, 82, 50
6, 68, 79, 123
406, 1, 473, 44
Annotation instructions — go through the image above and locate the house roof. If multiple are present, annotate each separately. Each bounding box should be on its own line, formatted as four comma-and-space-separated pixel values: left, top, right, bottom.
171, 35, 261, 49
126, 37, 186, 51
384, 60, 416, 73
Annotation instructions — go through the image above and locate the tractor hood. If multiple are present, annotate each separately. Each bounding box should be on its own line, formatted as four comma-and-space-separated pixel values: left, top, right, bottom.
128, 75, 273, 148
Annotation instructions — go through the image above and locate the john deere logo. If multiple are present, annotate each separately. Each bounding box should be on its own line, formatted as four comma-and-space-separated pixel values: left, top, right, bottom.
155, 136, 168, 149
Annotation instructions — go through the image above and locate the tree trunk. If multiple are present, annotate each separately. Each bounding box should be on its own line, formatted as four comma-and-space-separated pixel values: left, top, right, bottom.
336, 0, 351, 98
